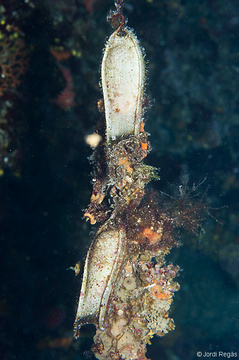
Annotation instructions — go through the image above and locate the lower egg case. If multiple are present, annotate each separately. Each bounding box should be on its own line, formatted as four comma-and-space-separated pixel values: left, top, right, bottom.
74, 222, 127, 334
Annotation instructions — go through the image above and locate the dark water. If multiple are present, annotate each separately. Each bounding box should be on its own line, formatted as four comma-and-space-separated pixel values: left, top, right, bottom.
1, 0, 239, 359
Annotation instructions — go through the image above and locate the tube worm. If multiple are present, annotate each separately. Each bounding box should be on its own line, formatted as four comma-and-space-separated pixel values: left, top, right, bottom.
74, 2, 202, 359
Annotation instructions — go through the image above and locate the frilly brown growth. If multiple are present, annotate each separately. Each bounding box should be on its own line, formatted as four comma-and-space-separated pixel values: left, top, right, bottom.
0, 27, 29, 96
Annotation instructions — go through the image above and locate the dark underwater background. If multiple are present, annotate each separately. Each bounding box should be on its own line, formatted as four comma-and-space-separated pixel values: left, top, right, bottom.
1, 0, 239, 359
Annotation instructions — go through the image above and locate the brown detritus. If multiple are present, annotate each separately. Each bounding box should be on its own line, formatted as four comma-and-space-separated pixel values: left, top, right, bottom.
107, 0, 126, 31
